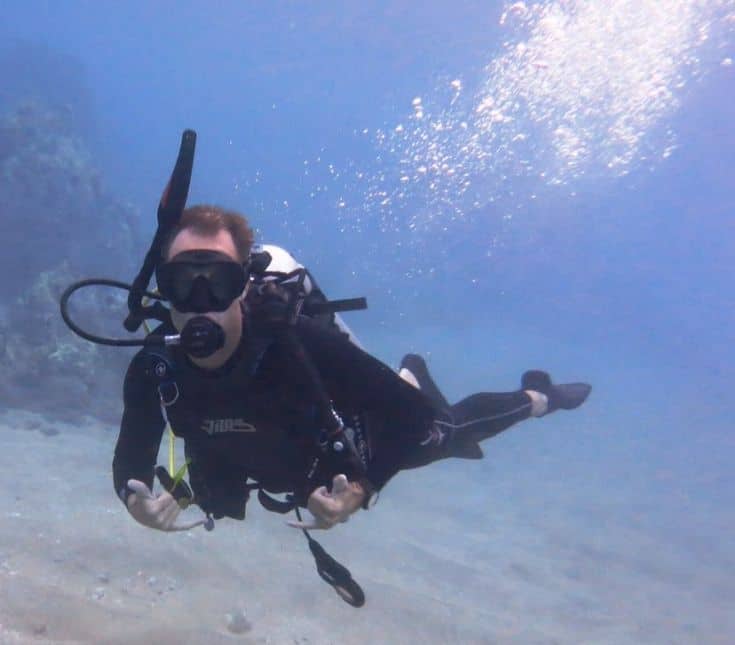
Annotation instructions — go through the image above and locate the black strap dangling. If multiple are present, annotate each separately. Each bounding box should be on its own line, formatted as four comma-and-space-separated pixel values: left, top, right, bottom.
294, 506, 365, 608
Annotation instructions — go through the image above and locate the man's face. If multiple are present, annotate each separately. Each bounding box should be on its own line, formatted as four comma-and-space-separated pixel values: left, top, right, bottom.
165, 228, 245, 343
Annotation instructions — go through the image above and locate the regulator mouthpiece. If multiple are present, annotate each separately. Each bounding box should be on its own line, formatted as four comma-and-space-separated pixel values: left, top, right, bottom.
180, 316, 225, 358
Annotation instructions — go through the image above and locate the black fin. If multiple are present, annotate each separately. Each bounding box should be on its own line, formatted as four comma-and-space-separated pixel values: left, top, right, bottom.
448, 440, 484, 460
400, 354, 449, 409
548, 382, 591, 410
521, 370, 552, 392
521, 370, 591, 412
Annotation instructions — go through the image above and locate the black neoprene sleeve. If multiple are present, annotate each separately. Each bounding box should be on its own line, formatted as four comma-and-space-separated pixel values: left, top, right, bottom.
112, 352, 167, 502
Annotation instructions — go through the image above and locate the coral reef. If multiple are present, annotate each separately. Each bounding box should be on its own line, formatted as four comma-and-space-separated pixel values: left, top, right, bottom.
0, 101, 140, 299
0, 261, 132, 422
0, 96, 143, 423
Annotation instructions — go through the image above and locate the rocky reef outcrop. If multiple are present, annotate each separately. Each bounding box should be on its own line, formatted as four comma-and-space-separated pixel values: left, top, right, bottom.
0, 98, 143, 423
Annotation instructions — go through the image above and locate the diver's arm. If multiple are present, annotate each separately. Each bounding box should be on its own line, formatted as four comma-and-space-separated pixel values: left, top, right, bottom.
112, 352, 166, 504
113, 356, 205, 531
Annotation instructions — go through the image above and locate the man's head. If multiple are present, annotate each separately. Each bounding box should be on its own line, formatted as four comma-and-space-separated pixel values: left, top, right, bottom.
157, 205, 254, 367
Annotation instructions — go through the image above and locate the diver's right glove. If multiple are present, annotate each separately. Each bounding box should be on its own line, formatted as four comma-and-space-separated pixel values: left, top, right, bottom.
126, 479, 207, 532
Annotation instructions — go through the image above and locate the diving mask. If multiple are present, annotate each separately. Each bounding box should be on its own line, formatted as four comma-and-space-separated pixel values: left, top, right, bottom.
156, 250, 248, 313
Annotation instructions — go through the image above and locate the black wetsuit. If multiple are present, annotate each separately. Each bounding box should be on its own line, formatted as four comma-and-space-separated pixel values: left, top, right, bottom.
113, 312, 535, 519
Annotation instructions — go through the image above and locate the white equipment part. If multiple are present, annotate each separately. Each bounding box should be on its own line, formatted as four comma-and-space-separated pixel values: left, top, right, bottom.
254, 244, 364, 349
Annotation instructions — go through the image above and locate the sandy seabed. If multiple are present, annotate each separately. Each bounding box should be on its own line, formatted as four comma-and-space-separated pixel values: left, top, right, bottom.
0, 388, 732, 645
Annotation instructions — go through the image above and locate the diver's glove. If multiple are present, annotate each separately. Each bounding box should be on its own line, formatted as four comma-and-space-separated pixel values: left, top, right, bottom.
287, 474, 366, 530
126, 479, 207, 532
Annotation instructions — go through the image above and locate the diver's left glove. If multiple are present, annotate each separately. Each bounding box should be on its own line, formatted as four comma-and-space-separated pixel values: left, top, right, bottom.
126, 479, 207, 532
287, 474, 367, 531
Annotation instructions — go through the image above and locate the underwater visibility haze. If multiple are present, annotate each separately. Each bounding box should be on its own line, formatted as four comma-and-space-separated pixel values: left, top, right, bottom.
0, 1, 733, 642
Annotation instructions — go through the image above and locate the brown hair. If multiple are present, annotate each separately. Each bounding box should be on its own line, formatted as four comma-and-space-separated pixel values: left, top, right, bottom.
161, 204, 255, 262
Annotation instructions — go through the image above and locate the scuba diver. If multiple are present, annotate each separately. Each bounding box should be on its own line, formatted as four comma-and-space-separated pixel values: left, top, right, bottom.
60, 131, 591, 607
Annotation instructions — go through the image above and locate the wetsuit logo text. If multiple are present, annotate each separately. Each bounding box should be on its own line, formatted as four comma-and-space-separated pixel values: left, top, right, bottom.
200, 418, 257, 435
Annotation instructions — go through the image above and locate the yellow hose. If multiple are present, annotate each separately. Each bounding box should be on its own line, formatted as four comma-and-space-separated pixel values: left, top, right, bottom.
143, 296, 177, 475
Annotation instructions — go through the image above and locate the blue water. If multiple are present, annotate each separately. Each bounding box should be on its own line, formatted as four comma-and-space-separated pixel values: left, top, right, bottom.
1, 2, 734, 642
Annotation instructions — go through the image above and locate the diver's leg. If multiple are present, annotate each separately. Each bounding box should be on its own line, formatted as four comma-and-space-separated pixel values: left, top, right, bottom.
445, 371, 591, 443
397, 355, 532, 468
399, 368, 591, 469
442, 390, 536, 442
400, 392, 536, 470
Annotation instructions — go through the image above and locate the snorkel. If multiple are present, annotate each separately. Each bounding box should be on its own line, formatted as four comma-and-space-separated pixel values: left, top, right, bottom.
60, 129, 226, 358
124, 129, 196, 332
